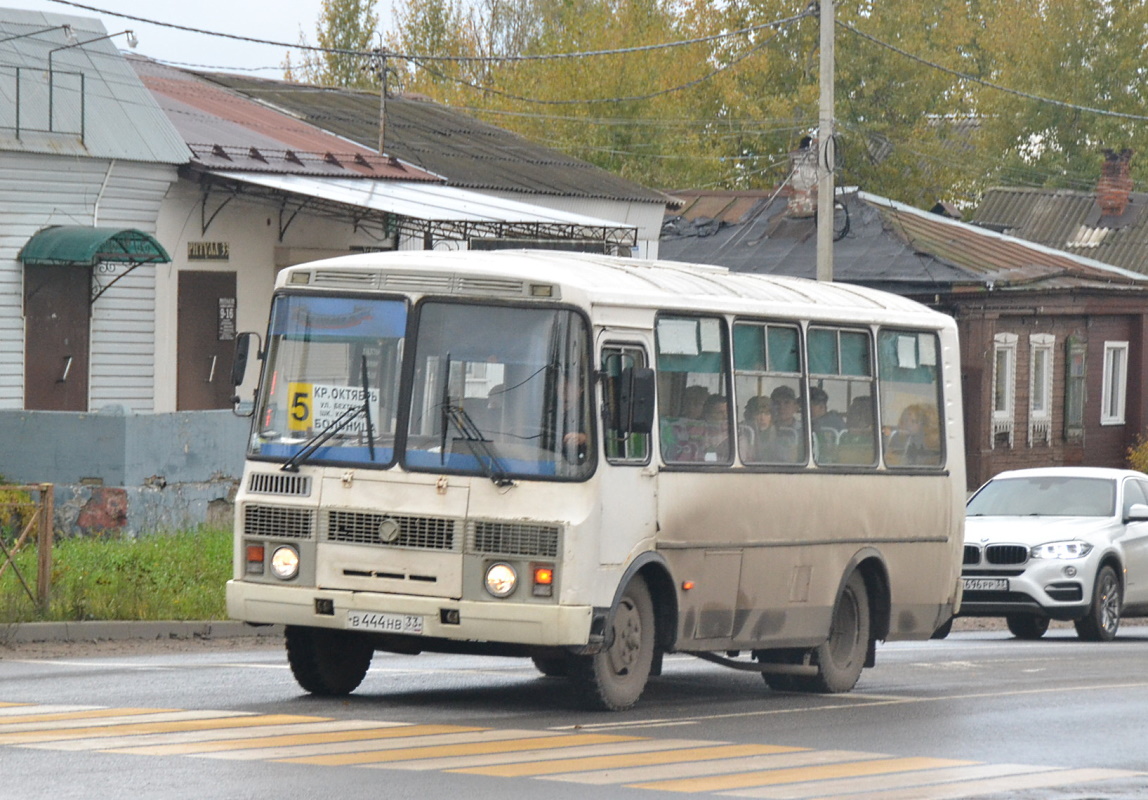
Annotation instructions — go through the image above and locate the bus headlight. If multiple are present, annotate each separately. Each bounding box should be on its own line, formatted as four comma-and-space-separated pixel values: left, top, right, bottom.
270, 545, 300, 580
484, 562, 517, 597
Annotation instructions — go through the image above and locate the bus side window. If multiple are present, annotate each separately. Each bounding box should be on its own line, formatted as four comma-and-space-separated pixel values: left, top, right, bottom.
655, 316, 731, 465
878, 330, 944, 468
602, 346, 651, 463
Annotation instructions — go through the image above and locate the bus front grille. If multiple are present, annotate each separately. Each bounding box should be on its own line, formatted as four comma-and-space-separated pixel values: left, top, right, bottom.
467, 521, 560, 558
244, 504, 315, 540
324, 510, 459, 551
248, 472, 312, 497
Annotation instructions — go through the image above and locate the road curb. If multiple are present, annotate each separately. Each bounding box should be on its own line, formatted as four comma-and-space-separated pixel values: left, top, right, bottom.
0, 620, 283, 644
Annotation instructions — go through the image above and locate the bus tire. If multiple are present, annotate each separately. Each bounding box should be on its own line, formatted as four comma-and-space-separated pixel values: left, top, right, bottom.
285, 625, 374, 696
569, 575, 655, 711
800, 571, 870, 694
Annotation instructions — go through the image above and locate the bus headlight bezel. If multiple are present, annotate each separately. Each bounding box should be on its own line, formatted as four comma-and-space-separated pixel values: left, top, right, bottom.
484, 562, 518, 598
269, 545, 300, 580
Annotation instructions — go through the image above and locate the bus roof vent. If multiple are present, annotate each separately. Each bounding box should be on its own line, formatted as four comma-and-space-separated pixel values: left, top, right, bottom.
310, 270, 380, 289
381, 272, 455, 292
456, 276, 527, 296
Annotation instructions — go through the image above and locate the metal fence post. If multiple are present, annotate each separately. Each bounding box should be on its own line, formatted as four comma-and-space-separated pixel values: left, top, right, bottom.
37, 483, 53, 613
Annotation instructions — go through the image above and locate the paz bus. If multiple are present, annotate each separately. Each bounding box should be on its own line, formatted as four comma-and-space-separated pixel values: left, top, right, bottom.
227, 250, 965, 710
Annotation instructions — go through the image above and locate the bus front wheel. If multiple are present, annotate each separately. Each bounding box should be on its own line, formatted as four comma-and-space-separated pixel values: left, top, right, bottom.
285, 625, 374, 696
569, 575, 655, 711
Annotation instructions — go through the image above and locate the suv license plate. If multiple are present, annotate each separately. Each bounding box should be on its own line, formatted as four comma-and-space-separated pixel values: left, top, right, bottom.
347, 611, 424, 635
963, 577, 1008, 592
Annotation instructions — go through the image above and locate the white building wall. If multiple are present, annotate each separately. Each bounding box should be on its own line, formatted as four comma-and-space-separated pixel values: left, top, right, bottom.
0, 151, 175, 410
154, 179, 397, 412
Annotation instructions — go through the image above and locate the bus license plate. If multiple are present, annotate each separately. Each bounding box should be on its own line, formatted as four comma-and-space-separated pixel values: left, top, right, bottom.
347, 611, 424, 635
963, 577, 1008, 592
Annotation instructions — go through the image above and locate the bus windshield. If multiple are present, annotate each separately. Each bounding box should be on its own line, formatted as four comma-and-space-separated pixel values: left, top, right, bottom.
250, 294, 408, 466
404, 301, 594, 481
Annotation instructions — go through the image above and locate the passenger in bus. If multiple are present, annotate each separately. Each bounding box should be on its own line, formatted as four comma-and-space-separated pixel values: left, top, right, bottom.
809, 386, 845, 463
738, 395, 773, 462
701, 395, 731, 461
661, 385, 710, 462
766, 385, 804, 463
809, 387, 846, 435
836, 396, 876, 464
886, 404, 940, 466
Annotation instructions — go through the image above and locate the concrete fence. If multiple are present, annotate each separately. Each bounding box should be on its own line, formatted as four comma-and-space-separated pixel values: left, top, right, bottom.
0, 408, 248, 537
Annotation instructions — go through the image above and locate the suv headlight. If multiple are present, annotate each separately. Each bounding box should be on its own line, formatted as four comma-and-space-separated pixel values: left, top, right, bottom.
1030, 540, 1093, 560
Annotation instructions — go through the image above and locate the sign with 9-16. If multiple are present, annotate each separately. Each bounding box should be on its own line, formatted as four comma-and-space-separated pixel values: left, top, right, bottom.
287, 382, 381, 435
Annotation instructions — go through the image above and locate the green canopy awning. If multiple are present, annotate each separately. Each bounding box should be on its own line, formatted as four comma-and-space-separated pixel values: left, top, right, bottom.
19, 226, 170, 267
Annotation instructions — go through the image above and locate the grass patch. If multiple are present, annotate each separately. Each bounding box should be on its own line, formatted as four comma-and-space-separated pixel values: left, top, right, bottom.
0, 527, 231, 623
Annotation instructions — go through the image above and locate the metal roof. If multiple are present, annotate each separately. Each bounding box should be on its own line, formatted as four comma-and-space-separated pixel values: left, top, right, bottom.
972, 186, 1148, 275
211, 171, 637, 246
198, 72, 670, 205
19, 225, 169, 266
0, 9, 188, 163
131, 57, 435, 182
659, 189, 1148, 294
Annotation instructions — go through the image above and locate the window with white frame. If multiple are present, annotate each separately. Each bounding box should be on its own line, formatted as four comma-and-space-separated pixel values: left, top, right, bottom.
1028, 334, 1054, 446
1101, 341, 1129, 425
992, 333, 1018, 448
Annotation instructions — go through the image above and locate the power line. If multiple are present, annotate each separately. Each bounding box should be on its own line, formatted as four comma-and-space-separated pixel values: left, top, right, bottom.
45, 0, 813, 64
399, 8, 811, 106
839, 19, 1148, 123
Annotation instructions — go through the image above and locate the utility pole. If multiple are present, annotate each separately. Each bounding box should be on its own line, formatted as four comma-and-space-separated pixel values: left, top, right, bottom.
816, 0, 835, 282
365, 42, 389, 155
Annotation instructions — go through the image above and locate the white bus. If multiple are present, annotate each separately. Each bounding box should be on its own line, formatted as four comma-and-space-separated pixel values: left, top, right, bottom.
228, 250, 965, 710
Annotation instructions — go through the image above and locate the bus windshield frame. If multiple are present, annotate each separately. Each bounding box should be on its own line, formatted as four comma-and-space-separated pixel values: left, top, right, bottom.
247, 292, 596, 481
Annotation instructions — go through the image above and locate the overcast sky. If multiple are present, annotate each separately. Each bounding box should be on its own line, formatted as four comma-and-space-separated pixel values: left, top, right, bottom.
8, 0, 393, 76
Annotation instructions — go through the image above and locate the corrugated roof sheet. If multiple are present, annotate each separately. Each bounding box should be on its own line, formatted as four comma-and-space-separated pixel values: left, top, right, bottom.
214, 170, 636, 235
198, 72, 669, 204
0, 9, 187, 163
659, 189, 1148, 293
131, 57, 436, 182
972, 186, 1148, 275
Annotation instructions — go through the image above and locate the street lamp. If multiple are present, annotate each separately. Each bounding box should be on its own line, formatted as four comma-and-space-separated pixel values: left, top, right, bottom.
47, 29, 137, 133
0, 23, 77, 47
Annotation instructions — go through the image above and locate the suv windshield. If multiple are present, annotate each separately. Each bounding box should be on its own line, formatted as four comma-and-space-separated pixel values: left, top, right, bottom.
249, 294, 407, 467
967, 476, 1115, 517
404, 301, 594, 481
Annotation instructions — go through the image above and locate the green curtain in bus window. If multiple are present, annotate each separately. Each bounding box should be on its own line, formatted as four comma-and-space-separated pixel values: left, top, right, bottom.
840, 331, 871, 376
807, 328, 837, 374
768, 326, 800, 372
734, 324, 765, 371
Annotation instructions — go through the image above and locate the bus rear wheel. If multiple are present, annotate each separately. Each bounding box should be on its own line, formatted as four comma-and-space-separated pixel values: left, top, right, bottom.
569, 575, 655, 711
285, 625, 374, 696
791, 571, 870, 694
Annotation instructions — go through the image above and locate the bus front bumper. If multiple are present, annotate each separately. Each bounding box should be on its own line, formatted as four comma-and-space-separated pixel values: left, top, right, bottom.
226, 580, 594, 647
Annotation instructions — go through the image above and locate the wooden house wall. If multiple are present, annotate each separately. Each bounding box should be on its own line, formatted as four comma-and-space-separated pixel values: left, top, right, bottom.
950, 292, 1148, 490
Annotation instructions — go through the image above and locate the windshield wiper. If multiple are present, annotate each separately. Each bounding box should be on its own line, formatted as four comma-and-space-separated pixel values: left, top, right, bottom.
360, 355, 376, 462
281, 362, 375, 472
441, 401, 514, 488
280, 403, 363, 472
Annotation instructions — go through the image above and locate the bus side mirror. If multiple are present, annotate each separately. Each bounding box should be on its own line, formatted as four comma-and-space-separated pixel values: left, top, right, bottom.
230, 332, 259, 388
230, 332, 261, 418
620, 366, 655, 435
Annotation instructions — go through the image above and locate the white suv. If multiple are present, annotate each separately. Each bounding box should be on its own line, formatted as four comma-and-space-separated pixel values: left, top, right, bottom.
952, 467, 1148, 640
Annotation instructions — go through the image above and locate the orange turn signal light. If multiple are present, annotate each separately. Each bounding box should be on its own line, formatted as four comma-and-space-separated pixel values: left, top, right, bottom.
246, 544, 265, 574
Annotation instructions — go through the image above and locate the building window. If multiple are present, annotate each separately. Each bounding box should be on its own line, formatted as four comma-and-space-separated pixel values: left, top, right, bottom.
1028, 334, 1054, 446
1064, 337, 1086, 441
991, 333, 1018, 448
1101, 341, 1129, 426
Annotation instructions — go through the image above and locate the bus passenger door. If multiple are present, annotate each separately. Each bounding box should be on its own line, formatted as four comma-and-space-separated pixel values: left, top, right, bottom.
598, 340, 657, 565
